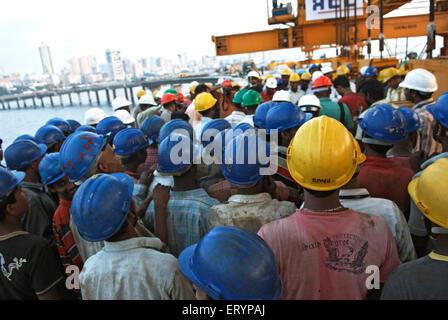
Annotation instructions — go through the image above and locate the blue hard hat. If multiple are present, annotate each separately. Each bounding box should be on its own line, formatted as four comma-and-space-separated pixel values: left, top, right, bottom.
157, 133, 194, 175
5, 140, 47, 170
46, 117, 72, 134
157, 119, 193, 143
75, 125, 97, 133
397, 107, 422, 132
38, 152, 66, 185
309, 64, 319, 70
59, 131, 108, 183
427, 92, 448, 128
178, 226, 283, 300
14, 134, 36, 143
113, 127, 151, 156
71, 173, 133, 242
201, 119, 231, 147
140, 115, 165, 143
358, 103, 407, 143
346, 64, 353, 72
277, 79, 284, 86
265, 101, 312, 133
67, 119, 81, 132
364, 66, 378, 77
0, 167, 25, 199
35, 125, 66, 145
253, 101, 275, 128
221, 132, 270, 185
96, 116, 126, 138
297, 69, 307, 75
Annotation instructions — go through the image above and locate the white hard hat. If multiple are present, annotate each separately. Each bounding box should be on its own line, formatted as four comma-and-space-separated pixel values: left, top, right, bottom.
266, 78, 277, 89
272, 90, 291, 102
312, 71, 324, 82
298, 94, 321, 107
321, 66, 334, 75
360, 66, 368, 76
399, 68, 438, 93
248, 71, 260, 79
217, 78, 224, 85
113, 109, 135, 125
112, 97, 132, 111
138, 94, 156, 106
84, 107, 107, 126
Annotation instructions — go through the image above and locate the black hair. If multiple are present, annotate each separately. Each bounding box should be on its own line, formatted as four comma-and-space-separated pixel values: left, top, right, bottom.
304, 187, 338, 198
194, 84, 209, 95
333, 75, 350, 88
0, 187, 18, 221
364, 134, 392, 154
409, 89, 433, 100
120, 148, 147, 166
359, 79, 384, 101
105, 219, 129, 242
234, 102, 245, 110
198, 103, 217, 117
171, 112, 190, 122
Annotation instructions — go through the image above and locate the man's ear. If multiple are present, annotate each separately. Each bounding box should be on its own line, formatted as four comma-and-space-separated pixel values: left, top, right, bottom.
97, 159, 108, 174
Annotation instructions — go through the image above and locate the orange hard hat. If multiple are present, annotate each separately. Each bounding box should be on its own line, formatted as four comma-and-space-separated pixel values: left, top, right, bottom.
311, 76, 333, 89
161, 93, 177, 105
222, 79, 232, 87
177, 92, 185, 103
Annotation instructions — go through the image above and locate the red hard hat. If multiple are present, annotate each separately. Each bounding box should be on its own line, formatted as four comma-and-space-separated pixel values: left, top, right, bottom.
311, 76, 333, 89
177, 92, 185, 103
222, 79, 232, 87
161, 93, 177, 105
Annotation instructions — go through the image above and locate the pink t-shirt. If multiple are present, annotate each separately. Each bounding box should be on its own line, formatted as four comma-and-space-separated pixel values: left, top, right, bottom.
258, 208, 401, 300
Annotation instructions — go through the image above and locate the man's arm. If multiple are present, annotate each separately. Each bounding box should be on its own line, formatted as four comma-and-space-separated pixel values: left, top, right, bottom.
153, 184, 170, 245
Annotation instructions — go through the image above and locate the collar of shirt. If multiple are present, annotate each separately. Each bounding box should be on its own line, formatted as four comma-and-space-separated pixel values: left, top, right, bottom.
339, 188, 371, 199
103, 236, 163, 252
228, 192, 272, 204
20, 181, 45, 192
318, 97, 332, 103
230, 111, 246, 117
361, 156, 396, 169
413, 98, 434, 110
59, 198, 72, 208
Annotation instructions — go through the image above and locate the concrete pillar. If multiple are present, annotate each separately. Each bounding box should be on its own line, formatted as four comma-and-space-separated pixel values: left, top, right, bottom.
40, 97, 45, 107
95, 90, 100, 105
112, 89, 116, 99
7, 102, 11, 109
23, 99, 28, 108
68, 93, 73, 105
59, 95, 64, 106
129, 87, 135, 106
77, 92, 82, 105
1, 100, 4, 110
33, 96, 37, 108
50, 95, 55, 107
16, 98, 20, 109
106, 89, 111, 105
88, 90, 92, 105
124, 86, 129, 100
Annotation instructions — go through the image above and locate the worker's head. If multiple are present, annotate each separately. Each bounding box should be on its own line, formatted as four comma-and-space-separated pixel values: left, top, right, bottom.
265, 102, 312, 147
34, 125, 66, 154
178, 226, 283, 300
140, 115, 165, 147
4, 139, 47, 182
408, 158, 448, 236
241, 90, 263, 115
0, 168, 28, 222
138, 94, 157, 112
358, 104, 407, 156
112, 97, 132, 114
394, 107, 422, 151
247, 71, 260, 87
161, 93, 178, 113
287, 116, 365, 198
289, 73, 300, 91
195, 92, 219, 119
281, 69, 291, 86
427, 92, 448, 151
253, 101, 274, 129
59, 131, 124, 185
39, 152, 77, 201
333, 75, 351, 96
358, 79, 384, 106
113, 128, 150, 170
377, 67, 401, 90
311, 76, 333, 98
232, 88, 249, 111
308, 64, 320, 75
265, 77, 277, 96
298, 94, 322, 119
96, 116, 127, 145
400, 68, 438, 103
71, 173, 136, 242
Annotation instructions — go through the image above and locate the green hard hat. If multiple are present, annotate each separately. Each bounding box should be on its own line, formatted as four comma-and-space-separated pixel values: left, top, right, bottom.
241, 90, 263, 107
164, 88, 178, 97
232, 88, 249, 104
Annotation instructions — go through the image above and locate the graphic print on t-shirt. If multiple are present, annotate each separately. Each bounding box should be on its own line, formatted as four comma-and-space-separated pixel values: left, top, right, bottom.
322, 234, 368, 274
0, 253, 27, 281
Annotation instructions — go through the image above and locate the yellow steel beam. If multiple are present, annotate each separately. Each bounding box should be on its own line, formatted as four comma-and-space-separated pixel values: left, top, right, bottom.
213, 12, 448, 56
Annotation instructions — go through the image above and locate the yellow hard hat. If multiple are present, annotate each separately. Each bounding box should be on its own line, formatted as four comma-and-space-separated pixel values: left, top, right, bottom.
290, 73, 300, 82
137, 90, 146, 99
336, 65, 350, 76
281, 69, 291, 76
300, 72, 311, 81
287, 116, 366, 191
195, 92, 217, 112
377, 67, 399, 83
190, 84, 198, 95
265, 74, 274, 81
205, 83, 212, 89
152, 89, 159, 99
398, 64, 410, 76
408, 158, 448, 229
231, 81, 240, 87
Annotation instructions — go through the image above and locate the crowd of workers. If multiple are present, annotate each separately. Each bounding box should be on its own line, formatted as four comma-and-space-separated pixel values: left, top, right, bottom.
0, 60, 447, 300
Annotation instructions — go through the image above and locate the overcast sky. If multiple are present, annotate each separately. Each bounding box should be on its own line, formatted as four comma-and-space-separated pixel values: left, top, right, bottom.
0, 0, 434, 75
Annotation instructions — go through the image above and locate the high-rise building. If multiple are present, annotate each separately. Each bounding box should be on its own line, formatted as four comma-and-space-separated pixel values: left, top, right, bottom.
109, 50, 125, 81
39, 42, 55, 75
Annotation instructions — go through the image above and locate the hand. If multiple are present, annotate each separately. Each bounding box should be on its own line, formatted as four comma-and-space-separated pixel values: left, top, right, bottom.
138, 164, 157, 187
153, 184, 170, 206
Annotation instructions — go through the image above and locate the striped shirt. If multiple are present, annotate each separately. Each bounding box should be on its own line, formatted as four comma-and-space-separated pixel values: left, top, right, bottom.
413, 98, 443, 158
137, 147, 158, 176
272, 146, 301, 206
143, 188, 220, 257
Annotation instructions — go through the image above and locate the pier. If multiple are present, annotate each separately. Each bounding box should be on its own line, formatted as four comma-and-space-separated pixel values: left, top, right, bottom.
0, 75, 220, 110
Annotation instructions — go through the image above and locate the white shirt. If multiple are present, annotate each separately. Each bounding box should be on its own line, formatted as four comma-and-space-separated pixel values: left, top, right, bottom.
185, 100, 202, 128
289, 89, 305, 105
70, 216, 104, 263
79, 237, 195, 300
193, 117, 212, 145
209, 193, 296, 233
237, 115, 254, 127
225, 110, 246, 127
339, 188, 417, 262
